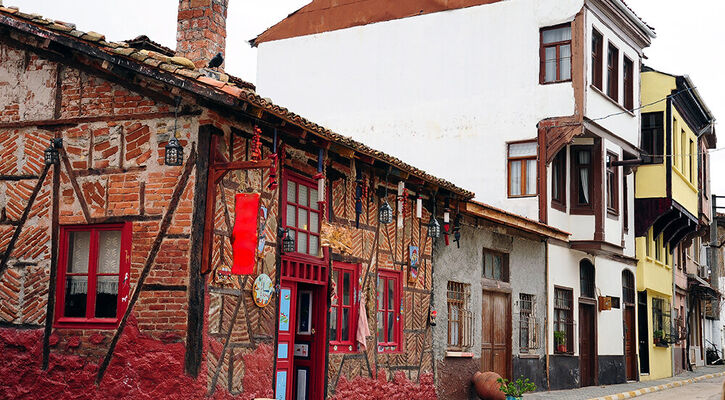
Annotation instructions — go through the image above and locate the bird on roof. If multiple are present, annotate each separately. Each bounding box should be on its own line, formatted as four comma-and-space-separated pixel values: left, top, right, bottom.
208, 52, 224, 69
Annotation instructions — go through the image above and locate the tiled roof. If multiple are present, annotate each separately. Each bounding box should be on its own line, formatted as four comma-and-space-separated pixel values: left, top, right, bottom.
0, 4, 473, 199
619, 0, 655, 33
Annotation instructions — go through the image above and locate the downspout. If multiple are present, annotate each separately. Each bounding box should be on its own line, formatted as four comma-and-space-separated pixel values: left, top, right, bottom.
545, 238, 550, 390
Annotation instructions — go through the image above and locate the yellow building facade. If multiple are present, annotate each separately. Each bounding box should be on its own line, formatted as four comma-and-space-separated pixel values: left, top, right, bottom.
635, 68, 704, 381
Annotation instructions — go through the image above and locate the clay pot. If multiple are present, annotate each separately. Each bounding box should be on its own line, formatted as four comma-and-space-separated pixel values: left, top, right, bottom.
472, 371, 505, 400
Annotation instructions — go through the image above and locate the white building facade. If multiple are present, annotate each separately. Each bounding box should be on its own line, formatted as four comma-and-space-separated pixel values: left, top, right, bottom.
255, 0, 654, 389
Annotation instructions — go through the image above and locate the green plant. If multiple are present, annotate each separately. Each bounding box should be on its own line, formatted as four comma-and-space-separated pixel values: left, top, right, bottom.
497, 377, 537, 397
554, 330, 566, 345
653, 330, 663, 339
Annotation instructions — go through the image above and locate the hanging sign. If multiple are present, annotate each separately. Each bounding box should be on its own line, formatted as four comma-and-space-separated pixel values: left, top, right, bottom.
232, 193, 260, 275
253, 273, 274, 307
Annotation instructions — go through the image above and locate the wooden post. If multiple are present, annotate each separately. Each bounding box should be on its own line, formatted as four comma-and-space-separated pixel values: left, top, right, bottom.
42, 162, 60, 370
184, 125, 217, 377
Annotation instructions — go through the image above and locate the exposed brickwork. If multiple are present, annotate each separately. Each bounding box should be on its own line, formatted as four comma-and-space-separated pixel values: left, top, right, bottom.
176, 0, 229, 68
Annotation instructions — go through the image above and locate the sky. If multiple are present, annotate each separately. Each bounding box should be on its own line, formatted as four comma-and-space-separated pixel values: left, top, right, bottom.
8, 0, 725, 197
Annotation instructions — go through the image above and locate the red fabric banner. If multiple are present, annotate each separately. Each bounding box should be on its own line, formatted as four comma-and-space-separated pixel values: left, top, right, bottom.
232, 193, 260, 275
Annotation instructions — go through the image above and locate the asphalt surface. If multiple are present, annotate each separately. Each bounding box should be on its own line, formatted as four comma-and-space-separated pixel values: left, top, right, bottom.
635, 376, 723, 399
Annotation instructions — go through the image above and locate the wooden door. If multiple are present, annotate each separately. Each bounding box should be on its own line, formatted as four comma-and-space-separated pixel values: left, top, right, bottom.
481, 290, 511, 379
579, 303, 596, 387
623, 306, 637, 380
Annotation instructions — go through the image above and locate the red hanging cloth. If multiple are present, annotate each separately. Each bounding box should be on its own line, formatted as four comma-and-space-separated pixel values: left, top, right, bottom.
232, 193, 260, 275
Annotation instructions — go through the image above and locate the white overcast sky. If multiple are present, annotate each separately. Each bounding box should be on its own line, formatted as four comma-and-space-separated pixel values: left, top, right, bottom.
9, 0, 725, 197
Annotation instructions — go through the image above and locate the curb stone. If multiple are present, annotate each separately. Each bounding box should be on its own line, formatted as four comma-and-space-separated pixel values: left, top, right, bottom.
587, 371, 725, 400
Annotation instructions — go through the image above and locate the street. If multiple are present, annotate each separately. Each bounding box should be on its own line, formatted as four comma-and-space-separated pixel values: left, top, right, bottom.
634, 378, 724, 400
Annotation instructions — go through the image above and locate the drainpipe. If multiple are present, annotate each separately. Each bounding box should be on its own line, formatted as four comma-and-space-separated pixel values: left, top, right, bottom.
545, 238, 550, 390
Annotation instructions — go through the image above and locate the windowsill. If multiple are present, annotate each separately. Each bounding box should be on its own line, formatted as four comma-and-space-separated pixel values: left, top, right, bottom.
570, 206, 594, 216
446, 351, 474, 358
607, 209, 619, 219
551, 201, 566, 213
590, 84, 635, 117
508, 194, 538, 199
330, 343, 357, 353
553, 352, 576, 356
541, 79, 573, 85
518, 353, 542, 359
55, 318, 120, 330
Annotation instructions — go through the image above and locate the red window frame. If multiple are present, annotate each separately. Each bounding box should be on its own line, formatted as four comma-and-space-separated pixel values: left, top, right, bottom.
55, 223, 132, 329
623, 56, 634, 111
606, 42, 619, 102
329, 262, 359, 353
606, 152, 619, 216
376, 269, 402, 353
282, 171, 323, 260
591, 29, 603, 90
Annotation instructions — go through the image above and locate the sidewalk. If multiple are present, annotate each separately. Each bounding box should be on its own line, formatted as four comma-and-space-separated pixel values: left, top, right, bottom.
524, 365, 725, 400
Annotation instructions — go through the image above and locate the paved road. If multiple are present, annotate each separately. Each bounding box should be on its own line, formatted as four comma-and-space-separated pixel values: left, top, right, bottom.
636, 377, 724, 399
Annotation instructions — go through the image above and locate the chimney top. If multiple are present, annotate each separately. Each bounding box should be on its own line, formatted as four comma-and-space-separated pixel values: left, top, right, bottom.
176, 0, 228, 69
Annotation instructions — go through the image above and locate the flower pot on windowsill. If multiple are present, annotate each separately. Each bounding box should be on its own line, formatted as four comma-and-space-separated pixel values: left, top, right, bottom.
557, 344, 567, 353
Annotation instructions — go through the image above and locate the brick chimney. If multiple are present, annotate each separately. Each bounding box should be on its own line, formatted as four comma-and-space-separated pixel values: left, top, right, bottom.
176, 0, 228, 69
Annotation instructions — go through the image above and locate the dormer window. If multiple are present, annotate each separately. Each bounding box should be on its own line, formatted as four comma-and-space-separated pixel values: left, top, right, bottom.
540, 24, 572, 84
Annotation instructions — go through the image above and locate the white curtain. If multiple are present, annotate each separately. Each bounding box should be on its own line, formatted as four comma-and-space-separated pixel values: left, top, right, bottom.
526, 159, 537, 195
510, 161, 522, 196
579, 151, 590, 204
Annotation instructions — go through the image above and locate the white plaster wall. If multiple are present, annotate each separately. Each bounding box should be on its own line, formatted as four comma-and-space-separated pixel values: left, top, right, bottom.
547, 243, 585, 356
257, 0, 584, 220
595, 257, 633, 355
584, 7, 642, 145
604, 139, 624, 247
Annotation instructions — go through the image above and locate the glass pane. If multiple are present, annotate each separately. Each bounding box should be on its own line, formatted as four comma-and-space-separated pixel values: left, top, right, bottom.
509, 161, 522, 196
579, 167, 590, 204
493, 255, 502, 281
95, 275, 118, 318
309, 235, 319, 256
542, 26, 571, 44
97, 230, 122, 274
560, 44, 571, 80
298, 208, 308, 231
544, 47, 556, 82
64, 275, 87, 317
484, 253, 492, 278
298, 292, 311, 333
310, 212, 319, 233
332, 270, 339, 305
297, 232, 308, 254
377, 311, 384, 342
330, 308, 338, 341
67, 231, 91, 274
299, 185, 308, 207
553, 162, 560, 199
388, 278, 395, 309
310, 189, 319, 209
509, 142, 538, 158
377, 276, 383, 310
526, 159, 537, 195
341, 308, 349, 341
578, 150, 591, 165
343, 272, 351, 306
287, 181, 296, 204
286, 205, 296, 228
387, 311, 395, 342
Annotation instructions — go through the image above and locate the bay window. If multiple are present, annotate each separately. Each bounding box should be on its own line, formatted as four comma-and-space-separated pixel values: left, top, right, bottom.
552, 149, 566, 210
571, 146, 593, 213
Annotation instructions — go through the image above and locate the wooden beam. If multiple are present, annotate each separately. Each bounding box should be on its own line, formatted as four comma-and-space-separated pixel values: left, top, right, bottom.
0, 110, 200, 130
60, 149, 91, 223
0, 165, 49, 277
96, 146, 197, 385
41, 162, 60, 370
210, 159, 274, 174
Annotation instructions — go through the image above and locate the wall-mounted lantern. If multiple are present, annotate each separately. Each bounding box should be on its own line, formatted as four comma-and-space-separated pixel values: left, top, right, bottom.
164, 96, 184, 166
44, 138, 62, 166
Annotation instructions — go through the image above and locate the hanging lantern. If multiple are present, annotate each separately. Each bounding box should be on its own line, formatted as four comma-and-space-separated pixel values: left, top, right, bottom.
379, 201, 393, 225
44, 139, 60, 166
428, 215, 441, 239
164, 136, 184, 166
282, 229, 296, 254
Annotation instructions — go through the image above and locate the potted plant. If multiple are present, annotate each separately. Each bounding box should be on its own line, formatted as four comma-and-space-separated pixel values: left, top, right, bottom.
498, 377, 537, 400
554, 330, 567, 353
653, 330, 664, 346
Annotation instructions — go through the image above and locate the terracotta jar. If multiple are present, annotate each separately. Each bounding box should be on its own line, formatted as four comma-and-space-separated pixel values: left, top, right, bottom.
471, 371, 505, 400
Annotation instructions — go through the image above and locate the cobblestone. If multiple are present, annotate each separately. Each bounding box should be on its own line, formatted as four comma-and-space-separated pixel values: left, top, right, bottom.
524, 365, 725, 400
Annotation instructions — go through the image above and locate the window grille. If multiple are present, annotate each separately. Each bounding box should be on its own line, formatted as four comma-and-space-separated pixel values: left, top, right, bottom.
447, 282, 473, 351
519, 294, 541, 352
652, 297, 673, 346
553, 288, 574, 354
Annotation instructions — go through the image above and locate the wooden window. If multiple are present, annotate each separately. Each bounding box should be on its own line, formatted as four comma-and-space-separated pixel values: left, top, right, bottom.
690, 139, 696, 184
652, 297, 672, 346
447, 282, 473, 351
606, 43, 619, 101
673, 118, 680, 169
519, 294, 539, 353
623, 56, 634, 110
540, 24, 572, 84
482, 249, 509, 282
377, 270, 402, 353
551, 148, 567, 211
646, 228, 652, 258
606, 152, 619, 216
622, 270, 635, 306
579, 260, 595, 299
283, 173, 322, 257
553, 287, 574, 354
507, 141, 537, 197
591, 29, 603, 90
655, 233, 662, 262
55, 223, 132, 328
641, 112, 664, 163
329, 263, 358, 352
681, 129, 687, 178
570, 146, 593, 213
